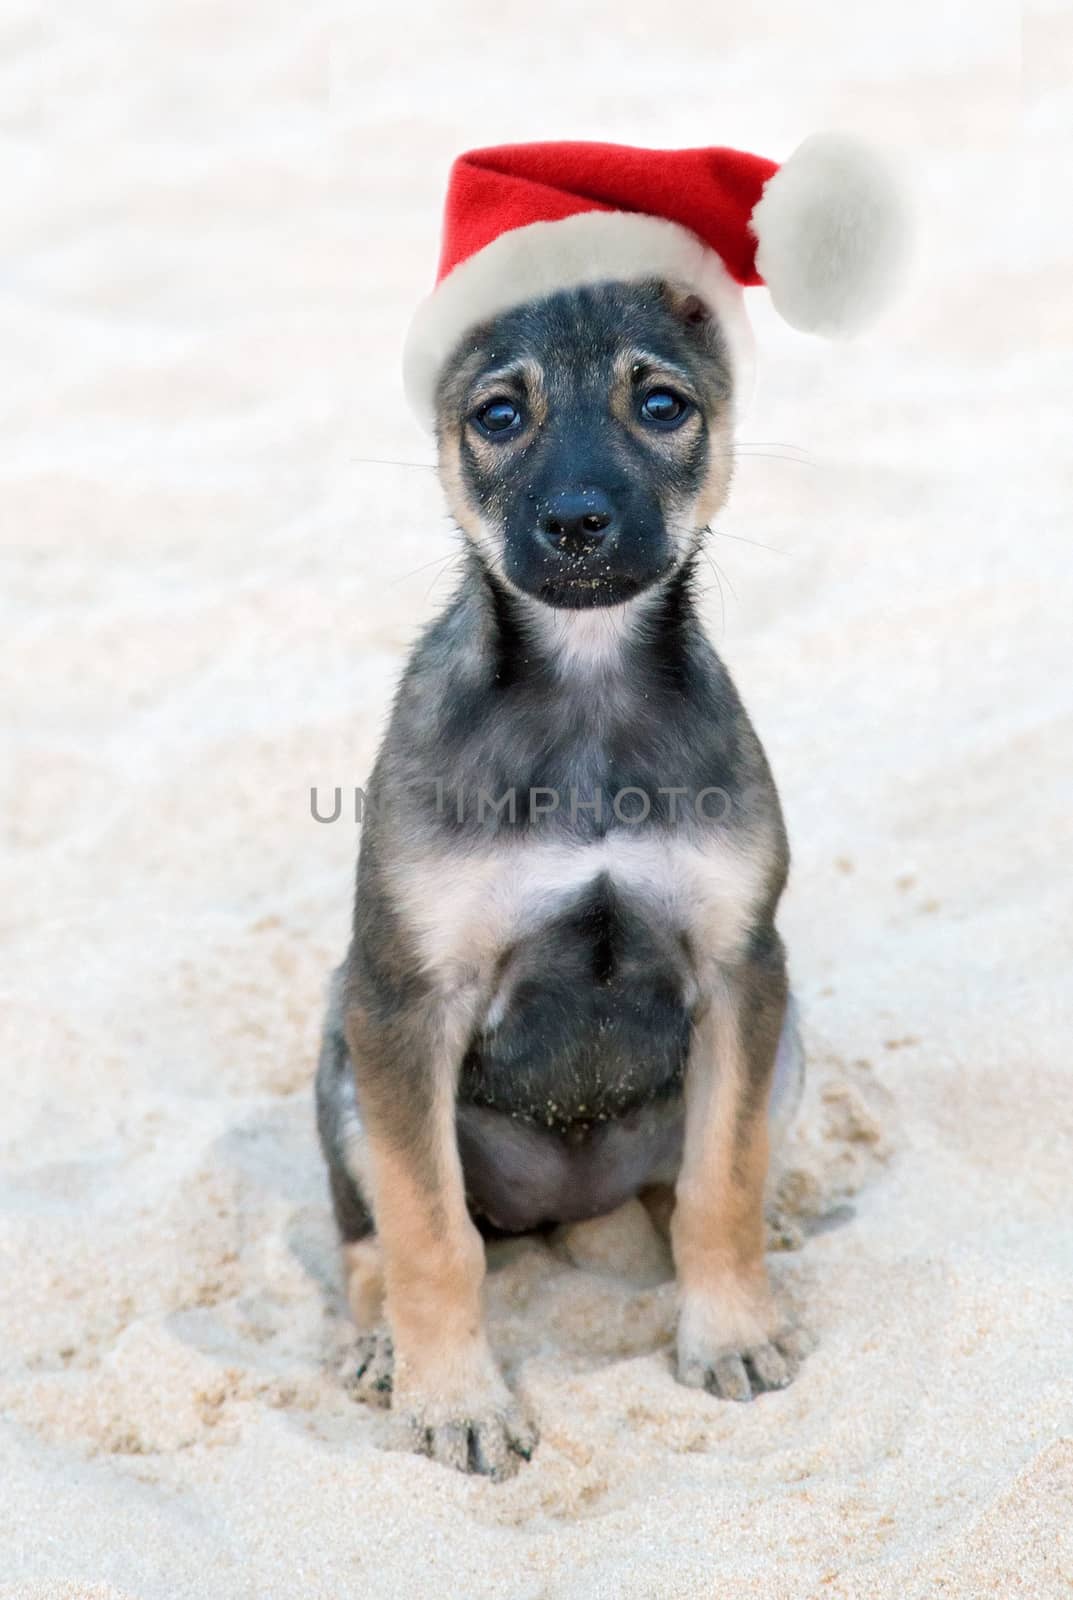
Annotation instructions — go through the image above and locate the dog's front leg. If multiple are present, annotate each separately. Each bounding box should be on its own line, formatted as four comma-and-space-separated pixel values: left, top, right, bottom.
344, 995, 537, 1477
672, 935, 808, 1400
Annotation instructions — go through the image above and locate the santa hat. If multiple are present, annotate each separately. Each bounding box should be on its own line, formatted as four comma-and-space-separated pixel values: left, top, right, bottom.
403, 134, 909, 426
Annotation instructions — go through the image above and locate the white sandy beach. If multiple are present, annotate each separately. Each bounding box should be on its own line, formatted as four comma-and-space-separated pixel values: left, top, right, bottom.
2, 1, 1071, 1595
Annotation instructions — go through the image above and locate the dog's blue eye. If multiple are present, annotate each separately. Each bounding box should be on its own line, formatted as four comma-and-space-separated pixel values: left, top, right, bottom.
475, 398, 522, 435
641, 389, 688, 425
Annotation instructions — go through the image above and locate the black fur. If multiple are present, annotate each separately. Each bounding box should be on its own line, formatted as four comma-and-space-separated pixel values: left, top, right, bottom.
458, 871, 692, 1125
389, 559, 758, 839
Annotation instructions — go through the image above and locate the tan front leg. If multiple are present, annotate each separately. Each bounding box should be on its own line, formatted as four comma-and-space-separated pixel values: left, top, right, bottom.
672, 949, 808, 1400
345, 1000, 537, 1477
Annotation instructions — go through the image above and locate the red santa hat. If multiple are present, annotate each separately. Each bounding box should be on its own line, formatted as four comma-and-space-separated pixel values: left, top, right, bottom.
403, 134, 909, 426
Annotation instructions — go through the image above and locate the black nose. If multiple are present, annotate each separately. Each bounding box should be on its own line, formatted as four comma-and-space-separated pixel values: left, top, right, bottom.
539, 489, 617, 555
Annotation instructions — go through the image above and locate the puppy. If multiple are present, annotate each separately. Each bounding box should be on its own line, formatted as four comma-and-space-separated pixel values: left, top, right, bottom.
316, 278, 806, 1478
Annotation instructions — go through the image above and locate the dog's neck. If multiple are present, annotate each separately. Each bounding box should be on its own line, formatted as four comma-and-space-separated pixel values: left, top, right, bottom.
521, 594, 655, 677
475, 559, 702, 690
404, 549, 737, 835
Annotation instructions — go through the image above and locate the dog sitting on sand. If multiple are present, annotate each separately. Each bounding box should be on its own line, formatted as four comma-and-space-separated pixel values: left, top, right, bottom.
315, 136, 907, 1477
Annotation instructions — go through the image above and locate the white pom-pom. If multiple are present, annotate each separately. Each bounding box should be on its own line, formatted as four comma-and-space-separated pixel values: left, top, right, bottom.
750, 133, 911, 338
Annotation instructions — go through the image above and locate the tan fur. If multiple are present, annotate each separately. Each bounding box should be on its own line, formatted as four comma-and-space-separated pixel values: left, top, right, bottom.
437, 418, 510, 573
361, 1125, 513, 1419
672, 990, 778, 1359
341, 1237, 384, 1330
692, 412, 736, 529
437, 424, 478, 541
343, 996, 513, 1420
466, 356, 547, 433
610, 348, 702, 430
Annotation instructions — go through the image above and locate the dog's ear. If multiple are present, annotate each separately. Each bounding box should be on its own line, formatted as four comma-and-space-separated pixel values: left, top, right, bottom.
658, 283, 713, 330
657, 282, 731, 395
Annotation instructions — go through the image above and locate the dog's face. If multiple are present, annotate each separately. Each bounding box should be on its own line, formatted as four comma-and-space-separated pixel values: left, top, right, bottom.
435, 281, 735, 610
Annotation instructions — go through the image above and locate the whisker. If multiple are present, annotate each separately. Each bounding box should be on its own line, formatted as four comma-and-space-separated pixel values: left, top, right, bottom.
734, 439, 813, 456
389, 548, 463, 586
447, 519, 503, 578
708, 525, 790, 556
698, 549, 728, 635
349, 456, 438, 471
704, 545, 737, 601
666, 522, 734, 630
674, 514, 787, 559
708, 448, 816, 468
425, 554, 465, 601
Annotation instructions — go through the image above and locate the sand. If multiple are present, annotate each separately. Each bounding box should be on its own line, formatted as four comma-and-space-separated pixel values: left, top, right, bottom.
2, 1, 1071, 1595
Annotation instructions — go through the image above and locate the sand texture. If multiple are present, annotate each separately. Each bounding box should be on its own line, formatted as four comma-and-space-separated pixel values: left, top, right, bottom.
2, 1, 1071, 1595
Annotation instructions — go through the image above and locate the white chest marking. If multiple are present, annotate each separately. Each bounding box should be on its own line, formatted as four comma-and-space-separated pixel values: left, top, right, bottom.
524, 597, 654, 677
386, 827, 772, 993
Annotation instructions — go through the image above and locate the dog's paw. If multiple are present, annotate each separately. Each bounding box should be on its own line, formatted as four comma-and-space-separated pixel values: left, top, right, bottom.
394, 1338, 539, 1479
347, 1326, 395, 1407
350, 1328, 538, 1477
405, 1399, 538, 1480
677, 1323, 813, 1401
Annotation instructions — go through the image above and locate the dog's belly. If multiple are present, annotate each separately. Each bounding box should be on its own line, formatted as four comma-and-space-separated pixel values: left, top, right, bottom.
459, 870, 693, 1118
456, 1096, 684, 1232
454, 871, 692, 1229
455, 989, 804, 1233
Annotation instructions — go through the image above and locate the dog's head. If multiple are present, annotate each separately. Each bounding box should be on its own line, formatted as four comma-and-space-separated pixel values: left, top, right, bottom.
435, 281, 734, 610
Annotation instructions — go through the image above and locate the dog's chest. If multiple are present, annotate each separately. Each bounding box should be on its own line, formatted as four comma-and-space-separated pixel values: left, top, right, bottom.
388, 824, 772, 995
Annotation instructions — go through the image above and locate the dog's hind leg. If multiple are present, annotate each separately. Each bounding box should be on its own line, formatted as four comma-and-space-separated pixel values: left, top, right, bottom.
314, 967, 384, 1330
768, 990, 805, 1147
